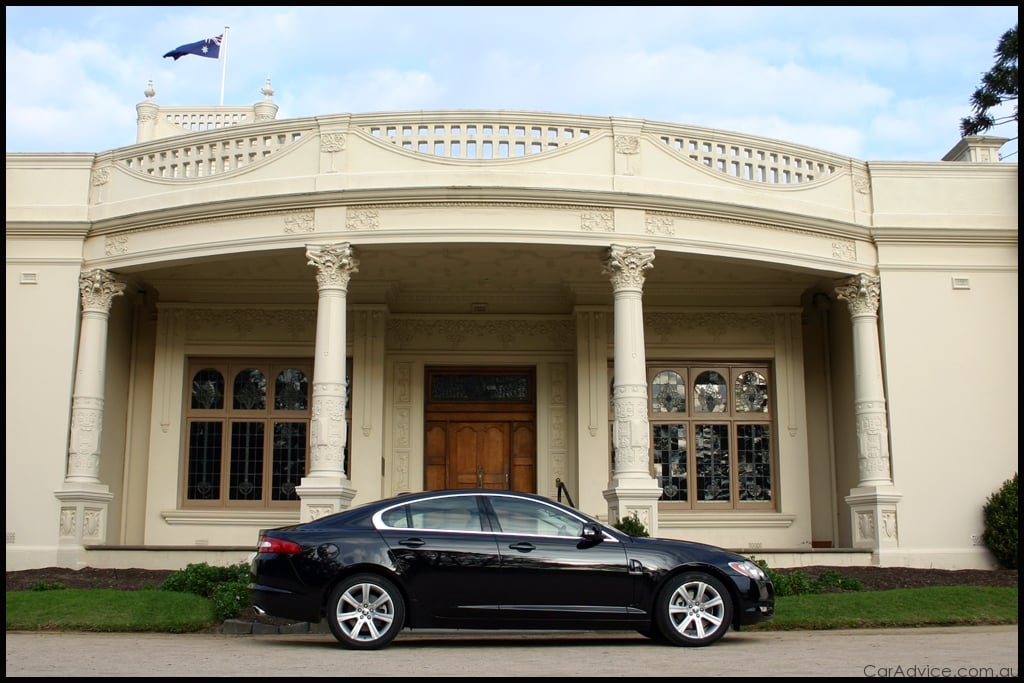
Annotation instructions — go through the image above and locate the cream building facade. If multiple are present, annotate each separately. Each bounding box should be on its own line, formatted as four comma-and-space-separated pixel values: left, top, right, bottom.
5, 83, 1018, 571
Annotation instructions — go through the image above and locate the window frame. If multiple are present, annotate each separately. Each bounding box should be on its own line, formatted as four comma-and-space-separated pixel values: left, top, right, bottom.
181, 358, 314, 510
611, 361, 777, 512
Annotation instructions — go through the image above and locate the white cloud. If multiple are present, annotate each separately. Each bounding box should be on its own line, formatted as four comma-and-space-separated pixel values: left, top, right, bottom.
5, 6, 1018, 160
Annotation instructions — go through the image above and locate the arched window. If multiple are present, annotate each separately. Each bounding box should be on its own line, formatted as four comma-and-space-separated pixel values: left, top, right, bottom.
184, 359, 314, 508
191, 368, 224, 409
641, 364, 775, 510
652, 370, 686, 413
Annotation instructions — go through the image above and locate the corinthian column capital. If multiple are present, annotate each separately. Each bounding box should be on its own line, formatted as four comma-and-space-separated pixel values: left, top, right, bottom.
602, 244, 655, 291
79, 269, 126, 313
306, 242, 360, 291
835, 273, 880, 316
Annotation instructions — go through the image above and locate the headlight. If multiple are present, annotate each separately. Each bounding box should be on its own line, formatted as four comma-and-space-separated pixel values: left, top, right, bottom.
729, 560, 768, 581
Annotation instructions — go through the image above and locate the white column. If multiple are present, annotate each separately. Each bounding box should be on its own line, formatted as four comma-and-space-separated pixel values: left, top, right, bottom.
55, 269, 124, 562
835, 273, 902, 558
66, 269, 125, 484
601, 245, 662, 534
835, 274, 893, 487
296, 242, 358, 520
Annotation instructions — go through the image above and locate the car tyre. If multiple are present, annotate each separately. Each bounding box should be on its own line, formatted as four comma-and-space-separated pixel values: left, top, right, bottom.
654, 571, 733, 647
326, 573, 406, 650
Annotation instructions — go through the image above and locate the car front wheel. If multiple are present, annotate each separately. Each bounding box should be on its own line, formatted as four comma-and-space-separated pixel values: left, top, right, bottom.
326, 573, 406, 650
655, 571, 733, 647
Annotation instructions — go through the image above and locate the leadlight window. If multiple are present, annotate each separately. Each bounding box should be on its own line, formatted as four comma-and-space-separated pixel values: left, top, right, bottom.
612, 363, 775, 511
184, 359, 313, 508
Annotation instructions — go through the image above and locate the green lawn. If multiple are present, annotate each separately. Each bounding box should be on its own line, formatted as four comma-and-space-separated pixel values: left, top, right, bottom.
5, 585, 1018, 634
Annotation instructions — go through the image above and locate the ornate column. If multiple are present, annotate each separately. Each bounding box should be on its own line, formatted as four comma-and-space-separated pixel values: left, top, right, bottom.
601, 245, 662, 535
296, 243, 359, 520
55, 269, 124, 561
835, 273, 902, 558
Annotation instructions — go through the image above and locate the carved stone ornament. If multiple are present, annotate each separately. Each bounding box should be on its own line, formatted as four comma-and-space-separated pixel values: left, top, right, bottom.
581, 211, 614, 232
284, 212, 315, 234
602, 244, 655, 290
320, 133, 346, 154
835, 273, 880, 316
306, 243, 360, 290
79, 269, 126, 312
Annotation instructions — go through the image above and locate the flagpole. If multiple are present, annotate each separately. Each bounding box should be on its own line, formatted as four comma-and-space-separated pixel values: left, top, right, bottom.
219, 26, 230, 105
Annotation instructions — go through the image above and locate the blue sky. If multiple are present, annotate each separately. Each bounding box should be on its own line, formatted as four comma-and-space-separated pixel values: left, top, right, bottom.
5, 6, 1018, 161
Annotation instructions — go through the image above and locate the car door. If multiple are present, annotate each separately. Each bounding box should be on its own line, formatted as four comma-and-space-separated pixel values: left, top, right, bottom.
375, 493, 503, 623
485, 494, 634, 622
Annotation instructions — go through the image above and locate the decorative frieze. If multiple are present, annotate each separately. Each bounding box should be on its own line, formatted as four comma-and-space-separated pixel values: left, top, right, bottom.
832, 239, 857, 261
581, 210, 614, 232
184, 308, 316, 339
387, 318, 574, 350
284, 212, 315, 234
645, 311, 776, 343
645, 214, 675, 237
104, 235, 129, 256
346, 208, 380, 231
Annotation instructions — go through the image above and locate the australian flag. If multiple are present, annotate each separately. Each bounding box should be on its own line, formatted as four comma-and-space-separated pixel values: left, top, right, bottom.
163, 35, 222, 60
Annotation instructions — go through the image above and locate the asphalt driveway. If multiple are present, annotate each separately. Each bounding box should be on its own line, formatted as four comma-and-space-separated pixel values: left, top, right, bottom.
5, 626, 1018, 677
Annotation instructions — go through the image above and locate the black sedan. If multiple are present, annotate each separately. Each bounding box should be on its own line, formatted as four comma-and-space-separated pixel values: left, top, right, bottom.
249, 489, 774, 649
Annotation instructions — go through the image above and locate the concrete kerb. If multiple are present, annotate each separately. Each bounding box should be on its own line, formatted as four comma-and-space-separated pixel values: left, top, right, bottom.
222, 619, 331, 635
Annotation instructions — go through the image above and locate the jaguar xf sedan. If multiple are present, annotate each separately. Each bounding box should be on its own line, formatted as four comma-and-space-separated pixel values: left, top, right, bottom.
249, 489, 774, 649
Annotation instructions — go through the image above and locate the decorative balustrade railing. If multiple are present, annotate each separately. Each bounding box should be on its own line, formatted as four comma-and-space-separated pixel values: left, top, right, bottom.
159, 108, 252, 134
120, 128, 308, 179
364, 121, 592, 159
114, 111, 846, 186
654, 131, 838, 185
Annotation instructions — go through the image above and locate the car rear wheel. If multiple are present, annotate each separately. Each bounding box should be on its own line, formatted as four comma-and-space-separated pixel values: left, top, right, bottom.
654, 571, 733, 647
326, 573, 406, 650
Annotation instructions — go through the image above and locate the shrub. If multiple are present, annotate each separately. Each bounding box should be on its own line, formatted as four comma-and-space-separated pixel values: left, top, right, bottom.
30, 581, 67, 591
753, 558, 862, 597
209, 579, 251, 621
161, 562, 249, 598
817, 569, 863, 592
613, 513, 649, 537
161, 562, 251, 619
982, 473, 1018, 569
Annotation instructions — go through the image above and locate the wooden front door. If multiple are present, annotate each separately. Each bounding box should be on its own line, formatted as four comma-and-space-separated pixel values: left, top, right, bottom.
424, 367, 536, 492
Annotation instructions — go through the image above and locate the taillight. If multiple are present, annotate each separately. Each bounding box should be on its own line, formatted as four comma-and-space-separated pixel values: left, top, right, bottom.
257, 536, 303, 555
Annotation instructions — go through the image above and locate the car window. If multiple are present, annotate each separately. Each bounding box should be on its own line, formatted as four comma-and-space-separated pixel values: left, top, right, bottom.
380, 496, 483, 532
489, 497, 582, 537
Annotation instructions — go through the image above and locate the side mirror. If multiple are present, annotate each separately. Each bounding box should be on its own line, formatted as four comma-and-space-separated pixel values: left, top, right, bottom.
580, 522, 604, 543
